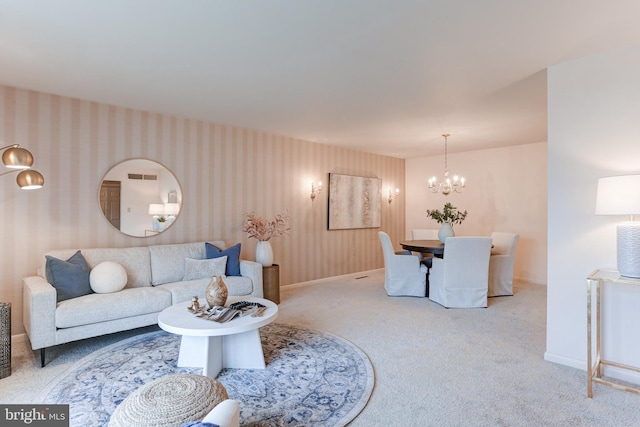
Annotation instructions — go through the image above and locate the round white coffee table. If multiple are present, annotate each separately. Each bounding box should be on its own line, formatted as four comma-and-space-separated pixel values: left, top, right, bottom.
158, 296, 278, 378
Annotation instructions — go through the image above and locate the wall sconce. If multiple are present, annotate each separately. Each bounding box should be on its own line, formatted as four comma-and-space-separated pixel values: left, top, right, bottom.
1, 144, 45, 189
310, 181, 323, 200
388, 188, 400, 204
595, 174, 640, 277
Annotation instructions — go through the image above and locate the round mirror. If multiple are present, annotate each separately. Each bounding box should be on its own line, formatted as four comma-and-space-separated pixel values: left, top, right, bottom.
99, 159, 182, 237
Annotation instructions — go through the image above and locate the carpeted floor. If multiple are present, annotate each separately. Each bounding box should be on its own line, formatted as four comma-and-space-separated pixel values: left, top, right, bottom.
36, 324, 373, 426
3, 269, 640, 426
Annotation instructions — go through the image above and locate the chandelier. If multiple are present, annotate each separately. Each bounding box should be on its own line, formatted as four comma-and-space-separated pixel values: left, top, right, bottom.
428, 134, 465, 195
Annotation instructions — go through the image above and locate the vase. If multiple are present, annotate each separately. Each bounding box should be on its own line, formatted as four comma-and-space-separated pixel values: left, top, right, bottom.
438, 222, 455, 243
205, 275, 228, 307
255, 241, 274, 267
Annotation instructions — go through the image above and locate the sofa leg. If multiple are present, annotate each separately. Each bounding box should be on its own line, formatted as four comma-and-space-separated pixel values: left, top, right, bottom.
40, 348, 45, 367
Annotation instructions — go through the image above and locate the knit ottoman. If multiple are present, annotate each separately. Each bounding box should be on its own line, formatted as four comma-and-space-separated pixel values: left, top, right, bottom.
108, 374, 229, 427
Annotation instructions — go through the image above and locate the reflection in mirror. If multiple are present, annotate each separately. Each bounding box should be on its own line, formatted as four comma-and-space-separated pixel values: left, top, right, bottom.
99, 159, 182, 237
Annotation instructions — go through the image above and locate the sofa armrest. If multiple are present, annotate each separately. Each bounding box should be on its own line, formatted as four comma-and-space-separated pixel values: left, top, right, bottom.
239, 260, 263, 298
23, 275, 58, 350
202, 399, 240, 427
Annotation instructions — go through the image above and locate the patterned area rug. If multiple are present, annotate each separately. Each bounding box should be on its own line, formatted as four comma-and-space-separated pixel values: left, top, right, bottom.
38, 323, 374, 426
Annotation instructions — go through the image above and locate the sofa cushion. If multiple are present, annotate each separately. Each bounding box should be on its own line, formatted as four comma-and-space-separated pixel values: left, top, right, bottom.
183, 257, 227, 281
206, 243, 241, 276
41, 247, 152, 288
90, 261, 128, 293
159, 276, 254, 305
149, 242, 207, 286
45, 250, 93, 302
55, 287, 172, 329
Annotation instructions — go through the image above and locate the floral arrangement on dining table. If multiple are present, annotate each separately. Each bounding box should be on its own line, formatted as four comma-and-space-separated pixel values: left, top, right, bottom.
241, 211, 292, 241
426, 202, 468, 225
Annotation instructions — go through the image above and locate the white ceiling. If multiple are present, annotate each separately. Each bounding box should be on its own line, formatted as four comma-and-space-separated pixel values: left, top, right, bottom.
2, 1, 640, 158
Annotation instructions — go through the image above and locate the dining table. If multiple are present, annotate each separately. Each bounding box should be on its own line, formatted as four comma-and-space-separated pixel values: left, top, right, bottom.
399, 239, 445, 258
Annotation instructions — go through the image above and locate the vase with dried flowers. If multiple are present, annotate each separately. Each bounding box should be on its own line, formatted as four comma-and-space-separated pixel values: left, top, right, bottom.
242, 211, 291, 266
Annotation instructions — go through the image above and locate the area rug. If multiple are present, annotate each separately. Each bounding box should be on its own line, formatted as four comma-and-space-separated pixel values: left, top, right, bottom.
37, 323, 374, 426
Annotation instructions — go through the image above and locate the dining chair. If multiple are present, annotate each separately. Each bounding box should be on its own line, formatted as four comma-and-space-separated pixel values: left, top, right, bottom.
412, 229, 439, 240
411, 228, 440, 262
488, 232, 519, 297
378, 231, 428, 297
428, 237, 492, 308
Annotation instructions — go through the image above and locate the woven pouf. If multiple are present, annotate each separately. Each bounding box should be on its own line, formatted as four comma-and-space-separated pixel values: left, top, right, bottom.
108, 374, 229, 427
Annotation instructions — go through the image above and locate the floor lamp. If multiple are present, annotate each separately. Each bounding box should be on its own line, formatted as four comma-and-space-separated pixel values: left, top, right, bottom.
596, 175, 640, 278
1, 144, 45, 189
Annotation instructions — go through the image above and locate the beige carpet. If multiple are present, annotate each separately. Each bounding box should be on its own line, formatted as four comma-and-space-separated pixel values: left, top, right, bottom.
2, 269, 640, 426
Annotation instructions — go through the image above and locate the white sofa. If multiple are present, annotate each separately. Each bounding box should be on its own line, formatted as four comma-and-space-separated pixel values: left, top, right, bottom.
23, 240, 263, 366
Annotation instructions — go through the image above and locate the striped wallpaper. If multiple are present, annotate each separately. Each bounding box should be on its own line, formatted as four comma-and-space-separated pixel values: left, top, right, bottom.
0, 84, 406, 335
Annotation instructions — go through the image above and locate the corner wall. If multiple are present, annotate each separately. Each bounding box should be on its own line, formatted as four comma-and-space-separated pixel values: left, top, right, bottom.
546, 44, 640, 381
0, 85, 405, 334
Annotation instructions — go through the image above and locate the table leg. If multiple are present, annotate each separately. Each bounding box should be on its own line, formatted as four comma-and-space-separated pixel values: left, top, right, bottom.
587, 279, 593, 398
176, 330, 266, 377
178, 335, 223, 378
222, 329, 266, 370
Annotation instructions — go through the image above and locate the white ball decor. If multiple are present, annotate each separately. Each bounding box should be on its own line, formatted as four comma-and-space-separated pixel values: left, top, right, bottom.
90, 261, 127, 294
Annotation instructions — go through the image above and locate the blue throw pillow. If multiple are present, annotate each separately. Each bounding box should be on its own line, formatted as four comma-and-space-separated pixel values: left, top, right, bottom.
181, 422, 219, 427
205, 242, 241, 276
45, 250, 93, 302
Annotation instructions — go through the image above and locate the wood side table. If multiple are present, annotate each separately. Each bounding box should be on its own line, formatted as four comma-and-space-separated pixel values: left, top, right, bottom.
263, 264, 280, 304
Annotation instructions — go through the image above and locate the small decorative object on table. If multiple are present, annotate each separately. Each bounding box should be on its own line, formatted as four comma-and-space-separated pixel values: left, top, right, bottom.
242, 210, 291, 267
205, 276, 228, 308
426, 202, 468, 243
187, 296, 204, 314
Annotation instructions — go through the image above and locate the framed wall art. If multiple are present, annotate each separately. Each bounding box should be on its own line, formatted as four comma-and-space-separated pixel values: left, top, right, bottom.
328, 173, 382, 230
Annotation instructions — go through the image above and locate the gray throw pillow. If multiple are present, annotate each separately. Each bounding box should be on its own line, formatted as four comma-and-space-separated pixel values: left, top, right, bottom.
45, 250, 93, 302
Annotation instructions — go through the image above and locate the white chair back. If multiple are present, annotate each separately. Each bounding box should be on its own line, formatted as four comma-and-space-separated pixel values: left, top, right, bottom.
412, 229, 439, 240
488, 232, 519, 297
378, 231, 427, 297
428, 237, 492, 308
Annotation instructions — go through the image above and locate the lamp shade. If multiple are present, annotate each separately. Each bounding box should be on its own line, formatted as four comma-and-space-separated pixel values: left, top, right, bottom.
164, 202, 180, 215
16, 169, 44, 189
595, 175, 640, 215
148, 203, 164, 215
2, 146, 34, 169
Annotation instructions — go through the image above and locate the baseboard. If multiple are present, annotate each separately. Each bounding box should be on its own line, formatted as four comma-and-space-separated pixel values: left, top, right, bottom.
283, 268, 383, 289
544, 351, 585, 370
10, 333, 27, 344
544, 351, 640, 385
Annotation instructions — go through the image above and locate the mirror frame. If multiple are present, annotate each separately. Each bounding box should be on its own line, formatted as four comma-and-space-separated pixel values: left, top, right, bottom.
99, 158, 183, 237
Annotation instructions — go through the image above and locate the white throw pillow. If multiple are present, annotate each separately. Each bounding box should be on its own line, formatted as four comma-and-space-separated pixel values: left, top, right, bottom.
89, 261, 128, 294
183, 256, 227, 281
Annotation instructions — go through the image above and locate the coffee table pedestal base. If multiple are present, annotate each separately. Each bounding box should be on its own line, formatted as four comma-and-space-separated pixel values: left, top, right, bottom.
177, 329, 266, 378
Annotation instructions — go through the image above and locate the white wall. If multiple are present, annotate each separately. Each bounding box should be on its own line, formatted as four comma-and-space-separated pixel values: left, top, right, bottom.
546, 44, 640, 382
406, 142, 548, 285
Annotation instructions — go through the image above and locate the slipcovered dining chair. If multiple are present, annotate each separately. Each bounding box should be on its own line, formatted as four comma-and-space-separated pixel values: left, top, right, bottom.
411, 228, 440, 262
428, 237, 492, 308
488, 232, 519, 297
378, 231, 428, 297
412, 229, 439, 240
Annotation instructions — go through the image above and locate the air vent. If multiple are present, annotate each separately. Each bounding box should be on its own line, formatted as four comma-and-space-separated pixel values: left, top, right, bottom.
128, 174, 157, 180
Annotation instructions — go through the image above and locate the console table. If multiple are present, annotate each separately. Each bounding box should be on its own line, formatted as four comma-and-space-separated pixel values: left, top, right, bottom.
587, 269, 640, 397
